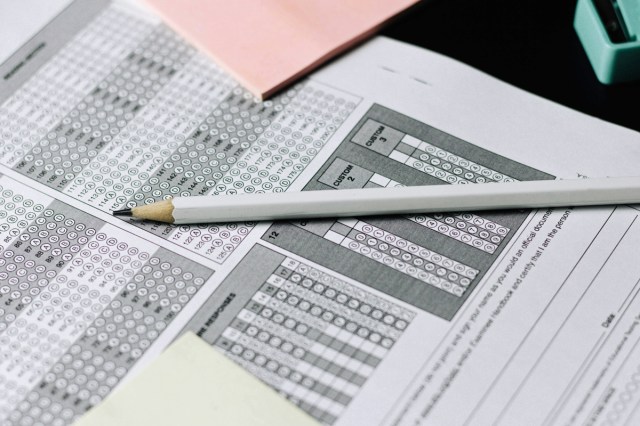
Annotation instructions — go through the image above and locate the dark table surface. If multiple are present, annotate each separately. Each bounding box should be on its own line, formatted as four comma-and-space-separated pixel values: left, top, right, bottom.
382, 0, 640, 133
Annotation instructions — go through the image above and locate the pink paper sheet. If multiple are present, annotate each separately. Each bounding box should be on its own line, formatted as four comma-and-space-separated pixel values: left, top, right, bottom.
144, 0, 419, 99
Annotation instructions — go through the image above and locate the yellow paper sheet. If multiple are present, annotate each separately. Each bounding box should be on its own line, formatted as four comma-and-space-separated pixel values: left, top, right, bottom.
74, 332, 318, 426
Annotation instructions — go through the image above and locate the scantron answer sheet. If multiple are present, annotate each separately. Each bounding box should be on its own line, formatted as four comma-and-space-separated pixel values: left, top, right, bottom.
1, 1, 640, 425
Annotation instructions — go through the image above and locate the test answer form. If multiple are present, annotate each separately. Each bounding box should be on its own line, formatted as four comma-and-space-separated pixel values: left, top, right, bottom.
0, 1, 640, 425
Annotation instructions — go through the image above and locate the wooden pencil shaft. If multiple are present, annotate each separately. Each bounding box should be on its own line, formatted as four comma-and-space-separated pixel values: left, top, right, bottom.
131, 199, 174, 223
134, 177, 640, 224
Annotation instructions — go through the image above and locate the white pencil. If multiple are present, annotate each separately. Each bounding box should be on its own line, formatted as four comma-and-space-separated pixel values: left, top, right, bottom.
112, 176, 640, 224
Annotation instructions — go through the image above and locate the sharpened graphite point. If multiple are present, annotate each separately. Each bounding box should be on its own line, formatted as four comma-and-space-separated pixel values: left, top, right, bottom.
112, 208, 133, 217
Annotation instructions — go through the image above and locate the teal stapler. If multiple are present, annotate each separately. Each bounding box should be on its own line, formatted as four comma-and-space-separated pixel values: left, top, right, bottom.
574, 0, 640, 84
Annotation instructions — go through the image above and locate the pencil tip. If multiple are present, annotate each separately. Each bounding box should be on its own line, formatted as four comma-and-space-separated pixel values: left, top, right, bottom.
112, 208, 133, 217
